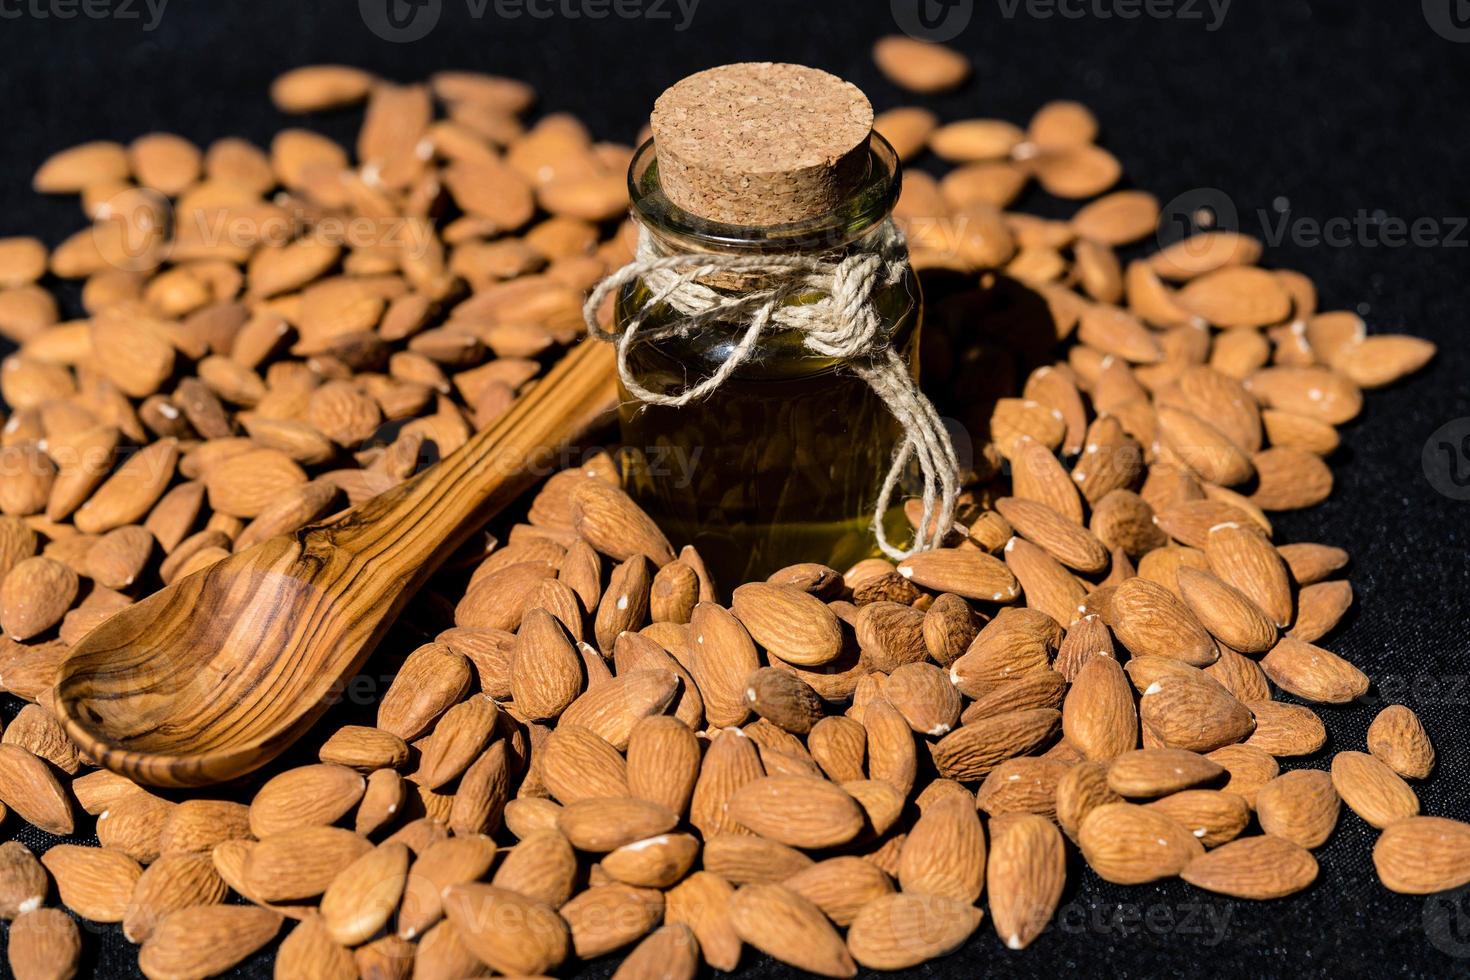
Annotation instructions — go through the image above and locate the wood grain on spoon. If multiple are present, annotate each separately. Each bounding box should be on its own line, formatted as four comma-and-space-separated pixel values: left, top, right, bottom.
54, 339, 618, 788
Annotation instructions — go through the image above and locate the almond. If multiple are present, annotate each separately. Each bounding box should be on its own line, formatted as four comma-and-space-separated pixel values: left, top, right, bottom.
0, 744, 73, 833
872, 36, 969, 94
1244, 699, 1327, 757
562, 882, 664, 958
376, 642, 472, 740
611, 923, 700, 980
931, 708, 1061, 780
728, 775, 864, 849
490, 828, 576, 908
7, 908, 82, 980
784, 856, 894, 927
895, 548, 1019, 603
1204, 522, 1294, 628
443, 882, 569, 975
987, 812, 1066, 950
1077, 802, 1203, 883
1145, 790, 1250, 847
705, 832, 813, 886
244, 826, 372, 902
1255, 770, 1340, 848
158, 800, 251, 855
1330, 751, 1419, 830
557, 797, 678, 852
416, 694, 499, 788
846, 892, 982, 971
0, 842, 47, 920
688, 601, 761, 728
1062, 655, 1137, 760
898, 793, 985, 902
318, 725, 410, 772
1259, 636, 1368, 704
731, 583, 844, 667
1055, 761, 1120, 841
274, 916, 356, 980
123, 851, 229, 943
1181, 834, 1318, 899
42, 845, 142, 922
1103, 576, 1216, 666
1138, 671, 1255, 752
625, 714, 700, 817
319, 841, 410, 946
249, 764, 365, 838
1367, 704, 1434, 779
0, 556, 78, 641
665, 871, 741, 970
730, 883, 856, 977
561, 668, 678, 748
1205, 744, 1279, 807
570, 481, 674, 566
1106, 748, 1225, 798
1373, 817, 1470, 894
539, 723, 629, 805
1288, 579, 1353, 643
137, 905, 282, 980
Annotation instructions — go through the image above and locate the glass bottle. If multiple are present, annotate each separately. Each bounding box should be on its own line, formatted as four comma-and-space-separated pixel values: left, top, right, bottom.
611, 67, 921, 587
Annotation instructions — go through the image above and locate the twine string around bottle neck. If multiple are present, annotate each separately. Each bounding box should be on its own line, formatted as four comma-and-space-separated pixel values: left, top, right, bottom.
582, 220, 958, 561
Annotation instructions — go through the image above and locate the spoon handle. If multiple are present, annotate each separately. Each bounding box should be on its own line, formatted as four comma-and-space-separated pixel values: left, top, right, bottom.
316, 338, 619, 565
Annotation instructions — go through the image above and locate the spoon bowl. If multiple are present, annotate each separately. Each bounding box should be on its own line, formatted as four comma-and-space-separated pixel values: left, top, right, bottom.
56, 339, 617, 787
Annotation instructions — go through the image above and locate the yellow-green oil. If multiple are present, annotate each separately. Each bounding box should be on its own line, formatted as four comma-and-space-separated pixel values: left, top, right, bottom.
615, 272, 921, 588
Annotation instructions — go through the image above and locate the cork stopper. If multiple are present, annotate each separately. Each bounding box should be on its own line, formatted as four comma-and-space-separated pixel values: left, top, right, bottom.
650, 63, 875, 227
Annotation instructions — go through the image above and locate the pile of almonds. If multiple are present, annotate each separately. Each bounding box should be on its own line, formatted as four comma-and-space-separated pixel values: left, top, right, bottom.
0, 45, 1453, 980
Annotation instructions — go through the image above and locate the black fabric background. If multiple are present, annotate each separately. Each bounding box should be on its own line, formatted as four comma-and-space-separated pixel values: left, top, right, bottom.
1, 1, 1468, 977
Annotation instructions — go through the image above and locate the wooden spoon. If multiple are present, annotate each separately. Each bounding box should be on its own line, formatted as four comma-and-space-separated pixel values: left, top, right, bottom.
55, 339, 618, 787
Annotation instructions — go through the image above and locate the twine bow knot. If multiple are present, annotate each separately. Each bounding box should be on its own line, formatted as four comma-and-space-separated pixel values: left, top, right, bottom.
582, 220, 958, 560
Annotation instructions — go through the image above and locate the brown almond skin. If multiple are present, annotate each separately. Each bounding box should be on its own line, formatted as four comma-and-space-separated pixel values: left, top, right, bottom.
1374, 817, 1470, 894
1106, 748, 1225, 798
1330, 751, 1419, 829
1182, 835, 1318, 899
8, 907, 81, 980
731, 583, 844, 667
1104, 576, 1217, 667
1255, 770, 1340, 849
729, 883, 856, 977
987, 812, 1066, 950
1259, 636, 1369, 705
847, 892, 982, 970
1078, 802, 1204, 884
1062, 655, 1137, 761
1367, 704, 1435, 779
727, 776, 865, 850
898, 794, 985, 903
